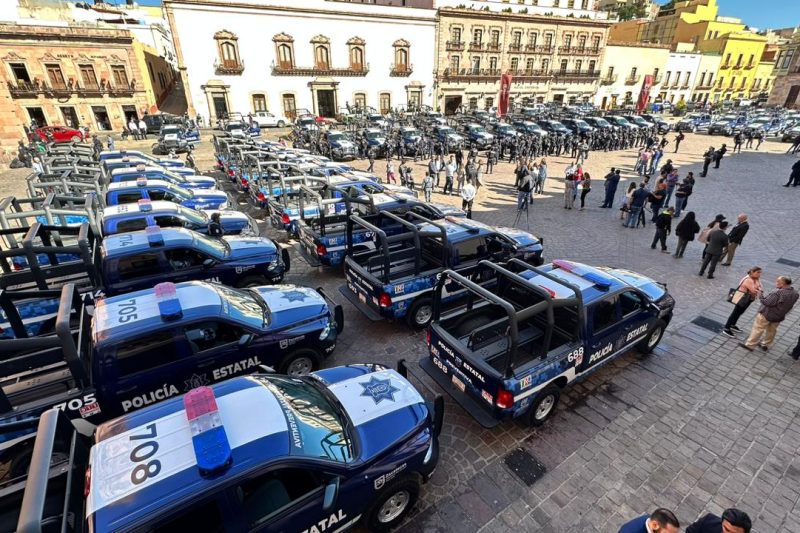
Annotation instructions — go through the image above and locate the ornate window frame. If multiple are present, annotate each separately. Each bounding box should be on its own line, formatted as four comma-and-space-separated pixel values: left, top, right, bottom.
273, 33, 295, 70
347, 36, 366, 71
311, 34, 331, 70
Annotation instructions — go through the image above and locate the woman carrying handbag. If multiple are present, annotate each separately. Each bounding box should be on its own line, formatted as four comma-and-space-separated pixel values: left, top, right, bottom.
723, 266, 763, 337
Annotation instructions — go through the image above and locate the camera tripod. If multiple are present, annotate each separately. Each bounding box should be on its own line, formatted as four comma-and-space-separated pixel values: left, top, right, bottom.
513, 192, 531, 230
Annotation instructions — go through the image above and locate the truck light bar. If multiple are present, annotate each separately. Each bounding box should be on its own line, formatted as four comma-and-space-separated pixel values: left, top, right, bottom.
184, 387, 232, 476
154, 282, 182, 320
135, 163, 146, 171
136, 177, 147, 187
138, 199, 152, 212
146, 225, 164, 247
552, 259, 612, 290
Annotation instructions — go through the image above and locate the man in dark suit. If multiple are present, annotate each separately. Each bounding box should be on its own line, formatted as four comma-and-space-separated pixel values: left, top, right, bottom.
721, 214, 749, 266
618, 508, 680, 533
686, 508, 751, 533
699, 220, 730, 279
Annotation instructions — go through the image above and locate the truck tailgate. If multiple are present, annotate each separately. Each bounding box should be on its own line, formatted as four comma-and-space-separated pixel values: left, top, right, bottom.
339, 259, 384, 321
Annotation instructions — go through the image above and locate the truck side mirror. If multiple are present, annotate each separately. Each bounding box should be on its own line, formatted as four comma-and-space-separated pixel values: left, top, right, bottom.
238, 333, 254, 347
322, 477, 340, 511
203, 258, 215, 268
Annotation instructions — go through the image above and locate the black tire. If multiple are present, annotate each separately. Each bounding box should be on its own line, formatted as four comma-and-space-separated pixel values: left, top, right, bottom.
364, 476, 421, 532
525, 386, 561, 427
277, 120, 286, 128
406, 297, 433, 329
236, 275, 269, 288
70, 135, 81, 143
637, 319, 666, 354
278, 348, 320, 377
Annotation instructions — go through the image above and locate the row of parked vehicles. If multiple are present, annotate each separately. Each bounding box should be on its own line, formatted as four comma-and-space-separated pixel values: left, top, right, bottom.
0, 134, 677, 533
674, 108, 800, 140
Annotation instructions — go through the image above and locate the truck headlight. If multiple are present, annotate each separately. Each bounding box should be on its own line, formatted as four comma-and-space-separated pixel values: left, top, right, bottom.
319, 321, 335, 341
423, 439, 435, 464
267, 260, 278, 271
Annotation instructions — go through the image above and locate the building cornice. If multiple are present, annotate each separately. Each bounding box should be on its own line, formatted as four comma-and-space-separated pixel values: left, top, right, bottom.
163, 0, 437, 23
437, 7, 613, 28
607, 40, 671, 49
0, 23, 134, 44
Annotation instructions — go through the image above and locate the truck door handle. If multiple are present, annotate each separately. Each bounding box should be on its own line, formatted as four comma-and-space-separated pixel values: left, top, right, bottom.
591, 342, 602, 349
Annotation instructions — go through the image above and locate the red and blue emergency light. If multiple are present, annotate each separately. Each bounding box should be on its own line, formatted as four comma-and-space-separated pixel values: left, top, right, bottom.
552, 259, 612, 290
154, 282, 182, 320
146, 225, 164, 247
138, 198, 153, 212
184, 387, 232, 476
136, 177, 147, 187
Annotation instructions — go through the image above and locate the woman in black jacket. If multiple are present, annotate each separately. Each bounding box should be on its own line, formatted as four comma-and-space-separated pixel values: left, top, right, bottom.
674, 211, 700, 258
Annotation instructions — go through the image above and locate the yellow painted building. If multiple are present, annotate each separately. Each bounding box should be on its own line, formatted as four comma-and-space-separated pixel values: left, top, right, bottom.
700, 32, 767, 101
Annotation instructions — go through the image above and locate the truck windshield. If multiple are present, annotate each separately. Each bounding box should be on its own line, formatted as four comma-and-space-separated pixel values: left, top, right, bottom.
214, 284, 269, 328
257, 375, 354, 462
175, 205, 208, 225
328, 133, 345, 141
193, 233, 229, 257
365, 132, 382, 139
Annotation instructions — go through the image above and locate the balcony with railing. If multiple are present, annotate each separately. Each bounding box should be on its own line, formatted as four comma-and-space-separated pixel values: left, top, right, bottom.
390, 63, 413, 77
732, 63, 742, 70
445, 40, 465, 51
468, 41, 484, 51
554, 69, 601, 81
7, 80, 39, 97
508, 42, 523, 52
76, 81, 104, 97
45, 81, 72, 97
696, 81, 714, 89
441, 67, 501, 81
600, 73, 618, 85
108, 80, 136, 96
215, 58, 245, 75
486, 42, 501, 52
652, 73, 663, 84
624, 73, 641, 85
744, 63, 754, 70
561, 46, 601, 55
721, 63, 731, 69
509, 68, 551, 81
272, 61, 369, 77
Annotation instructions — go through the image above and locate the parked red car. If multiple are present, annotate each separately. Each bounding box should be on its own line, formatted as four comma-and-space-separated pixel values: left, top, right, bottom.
34, 126, 85, 143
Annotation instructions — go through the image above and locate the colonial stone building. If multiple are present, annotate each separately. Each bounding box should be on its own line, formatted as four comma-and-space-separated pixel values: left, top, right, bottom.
164, 0, 437, 124
0, 23, 149, 152
433, 3, 612, 114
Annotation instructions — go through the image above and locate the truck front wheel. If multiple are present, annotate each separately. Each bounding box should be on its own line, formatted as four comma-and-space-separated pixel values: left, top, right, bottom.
278, 348, 320, 376
638, 320, 666, 354
525, 386, 561, 427
364, 476, 421, 532
406, 298, 433, 329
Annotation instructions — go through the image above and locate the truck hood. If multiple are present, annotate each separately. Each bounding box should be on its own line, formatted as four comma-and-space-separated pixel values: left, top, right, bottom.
225, 236, 278, 260
496, 226, 542, 248
191, 189, 228, 203
313, 365, 428, 460
254, 285, 328, 330
331, 140, 354, 149
183, 175, 218, 189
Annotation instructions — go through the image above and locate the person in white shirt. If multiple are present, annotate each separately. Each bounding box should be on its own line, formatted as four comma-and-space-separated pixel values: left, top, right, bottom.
128, 119, 139, 140
138, 118, 147, 140
461, 179, 476, 219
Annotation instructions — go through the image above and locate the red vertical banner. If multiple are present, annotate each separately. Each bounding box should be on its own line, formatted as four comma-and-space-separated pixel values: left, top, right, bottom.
636, 74, 654, 113
499, 74, 512, 117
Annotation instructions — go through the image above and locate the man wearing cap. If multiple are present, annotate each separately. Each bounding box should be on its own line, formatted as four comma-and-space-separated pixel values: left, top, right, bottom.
651, 206, 674, 252
686, 508, 752, 533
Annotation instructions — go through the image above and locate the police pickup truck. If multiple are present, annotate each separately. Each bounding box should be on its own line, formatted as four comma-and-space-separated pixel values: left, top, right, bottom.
1, 279, 342, 427
297, 188, 464, 268
106, 164, 217, 190
339, 213, 544, 328
98, 149, 186, 169
101, 226, 290, 294
421, 259, 675, 428
101, 200, 258, 237
105, 179, 230, 211
12, 360, 441, 533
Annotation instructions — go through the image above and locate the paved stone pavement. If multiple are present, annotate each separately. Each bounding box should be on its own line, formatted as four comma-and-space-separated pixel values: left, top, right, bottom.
6, 129, 800, 532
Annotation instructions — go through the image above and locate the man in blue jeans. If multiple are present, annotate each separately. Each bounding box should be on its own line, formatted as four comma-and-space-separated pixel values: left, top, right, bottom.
626, 182, 650, 228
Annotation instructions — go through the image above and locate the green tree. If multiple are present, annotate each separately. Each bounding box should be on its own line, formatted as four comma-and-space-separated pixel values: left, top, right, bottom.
617, 1, 648, 21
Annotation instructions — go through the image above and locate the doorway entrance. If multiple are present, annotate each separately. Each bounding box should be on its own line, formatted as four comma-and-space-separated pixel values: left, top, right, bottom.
316, 90, 335, 118
92, 106, 111, 130
26, 107, 47, 127
213, 95, 228, 120
552, 94, 564, 104
444, 95, 462, 115
122, 105, 138, 123
60, 106, 80, 128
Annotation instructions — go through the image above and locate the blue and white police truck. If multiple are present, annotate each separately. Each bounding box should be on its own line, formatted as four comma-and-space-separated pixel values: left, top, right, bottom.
421, 259, 675, 428
14, 361, 441, 533
105, 179, 230, 211
106, 164, 217, 190
101, 200, 259, 237
97, 149, 186, 168
0, 279, 343, 427
340, 213, 544, 328
296, 187, 464, 268
100, 226, 290, 294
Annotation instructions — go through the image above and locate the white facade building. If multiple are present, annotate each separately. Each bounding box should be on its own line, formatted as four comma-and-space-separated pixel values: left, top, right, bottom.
656, 45, 702, 104
164, 0, 437, 123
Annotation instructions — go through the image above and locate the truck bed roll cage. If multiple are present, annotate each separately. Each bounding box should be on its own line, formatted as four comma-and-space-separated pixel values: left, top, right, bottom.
432, 259, 584, 377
